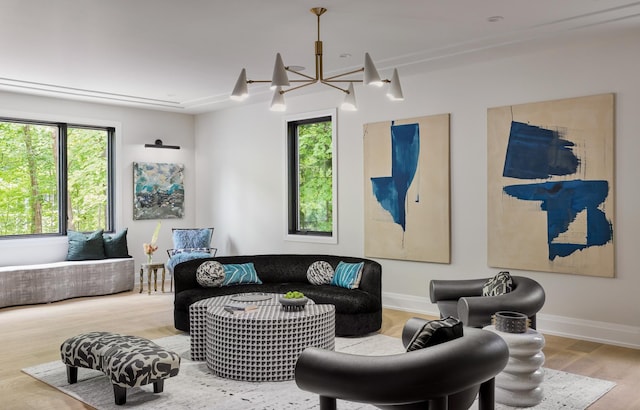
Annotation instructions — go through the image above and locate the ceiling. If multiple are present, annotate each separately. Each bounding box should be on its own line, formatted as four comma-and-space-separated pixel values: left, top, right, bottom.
1, 0, 640, 114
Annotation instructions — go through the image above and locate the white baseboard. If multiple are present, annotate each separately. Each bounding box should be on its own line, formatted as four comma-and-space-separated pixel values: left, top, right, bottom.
382, 291, 640, 350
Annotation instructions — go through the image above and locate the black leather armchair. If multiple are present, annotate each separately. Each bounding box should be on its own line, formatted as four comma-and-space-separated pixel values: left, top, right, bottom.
430, 276, 545, 329
295, 319, 509, 410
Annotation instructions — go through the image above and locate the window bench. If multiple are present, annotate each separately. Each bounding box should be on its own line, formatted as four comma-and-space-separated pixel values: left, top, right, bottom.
0, 258, 135, 309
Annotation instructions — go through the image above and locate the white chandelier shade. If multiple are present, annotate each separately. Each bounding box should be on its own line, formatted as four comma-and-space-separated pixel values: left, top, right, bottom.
363, 53, 383, 87
230, 68, 249, 101
386, 68, 404, 101
341, 83, 357, 111
230, 7, 403, 111
270, 87, 286, 111
270, 53, 290, 90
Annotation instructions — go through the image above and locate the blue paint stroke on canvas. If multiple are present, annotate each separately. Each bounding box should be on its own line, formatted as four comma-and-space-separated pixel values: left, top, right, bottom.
503, 121, 580, 179
503, 180, 612, 260
370, 122, 420, 231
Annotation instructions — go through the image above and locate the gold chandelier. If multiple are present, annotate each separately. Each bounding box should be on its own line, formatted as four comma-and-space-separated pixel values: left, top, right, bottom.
230, 7, 404, 111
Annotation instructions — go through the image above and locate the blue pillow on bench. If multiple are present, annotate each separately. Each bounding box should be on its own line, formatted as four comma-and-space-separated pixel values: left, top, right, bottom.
67, 230, 106, 261
103, 229, 130, 258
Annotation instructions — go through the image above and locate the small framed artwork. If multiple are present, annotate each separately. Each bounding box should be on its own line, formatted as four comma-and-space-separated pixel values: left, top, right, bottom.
133, 162, 185, 220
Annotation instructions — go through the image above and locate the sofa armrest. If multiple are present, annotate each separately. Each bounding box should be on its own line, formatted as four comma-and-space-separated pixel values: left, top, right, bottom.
358, 260, 382, 302
430, 278, 486, 303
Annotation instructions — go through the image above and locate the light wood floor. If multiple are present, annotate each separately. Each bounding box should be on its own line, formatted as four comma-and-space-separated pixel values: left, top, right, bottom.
1, 288, 638, 409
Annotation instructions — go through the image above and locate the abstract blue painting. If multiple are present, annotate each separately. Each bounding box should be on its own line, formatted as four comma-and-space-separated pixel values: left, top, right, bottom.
503, 121, 580, 179
503, 180, 612, 260
488, 94, 615, 277
364, 114, 450, 263
370, 121, 420, 232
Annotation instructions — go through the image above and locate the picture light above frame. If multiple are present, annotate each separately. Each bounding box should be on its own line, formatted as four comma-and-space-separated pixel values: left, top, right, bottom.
144, 139, 180, 150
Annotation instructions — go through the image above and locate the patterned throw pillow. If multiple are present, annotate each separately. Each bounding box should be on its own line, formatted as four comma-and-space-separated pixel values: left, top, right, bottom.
307, 261, 335, 285
330, 261, 364, 289
196, 261, 225, 287
482, 271, 514, 296
221, 263, 263, 286
406, 317, 463, 352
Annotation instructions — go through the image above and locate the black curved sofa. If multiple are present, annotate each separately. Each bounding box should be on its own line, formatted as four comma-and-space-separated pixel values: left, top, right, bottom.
173, 254, 382, 336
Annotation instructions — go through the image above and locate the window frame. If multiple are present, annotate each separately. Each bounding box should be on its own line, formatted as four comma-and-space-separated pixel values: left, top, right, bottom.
284, 108, 338, 244
0, 116, 115, 239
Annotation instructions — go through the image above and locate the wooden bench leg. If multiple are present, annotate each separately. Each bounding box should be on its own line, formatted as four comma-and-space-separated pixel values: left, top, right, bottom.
153, 267, 158, 292
66, 366, 78, 384
153, 379, 165, 393
113, 384, 127, 405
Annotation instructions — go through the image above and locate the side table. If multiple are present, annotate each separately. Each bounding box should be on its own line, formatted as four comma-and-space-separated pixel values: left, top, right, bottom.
139, 263, 166, 294
484, 325, 546, 407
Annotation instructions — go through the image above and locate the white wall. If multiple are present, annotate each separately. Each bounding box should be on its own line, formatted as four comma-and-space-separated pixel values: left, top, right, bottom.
194, 28, 640, 348
0, 92, 196, 272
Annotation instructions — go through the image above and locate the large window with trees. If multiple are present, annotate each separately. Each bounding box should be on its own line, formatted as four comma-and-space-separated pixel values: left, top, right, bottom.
0, 118, 114, 237
286, 109, 337, 242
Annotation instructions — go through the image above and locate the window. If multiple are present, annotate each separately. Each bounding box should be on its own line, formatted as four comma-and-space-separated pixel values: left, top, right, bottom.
0, 118, 114, 237
286, 109, 337, 242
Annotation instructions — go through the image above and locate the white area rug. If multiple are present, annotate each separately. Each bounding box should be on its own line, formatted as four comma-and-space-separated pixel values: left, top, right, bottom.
23, 334, 615, 410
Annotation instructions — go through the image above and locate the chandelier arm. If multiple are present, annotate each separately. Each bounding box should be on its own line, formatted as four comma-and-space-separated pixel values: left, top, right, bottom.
285, 68, 317, 81
280, 80, 318, 94
248, 79, 315, 84
324, 79, 363, 83
323, 67, 365, 81
320, 81, 349, 94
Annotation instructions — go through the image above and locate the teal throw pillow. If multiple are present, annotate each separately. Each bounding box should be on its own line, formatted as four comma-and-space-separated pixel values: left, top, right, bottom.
331, 261, 364, 289
221, 263, 262, 286
103, 228, 130, 258
67, 230, 106, 261
172, 228, 213, 249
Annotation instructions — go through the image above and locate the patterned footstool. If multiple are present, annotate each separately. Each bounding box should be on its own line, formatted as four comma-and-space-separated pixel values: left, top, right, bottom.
60, 331, 181, 405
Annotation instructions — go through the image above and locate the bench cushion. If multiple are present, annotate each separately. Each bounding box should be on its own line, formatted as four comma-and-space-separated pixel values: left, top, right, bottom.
0, 258, 134, 308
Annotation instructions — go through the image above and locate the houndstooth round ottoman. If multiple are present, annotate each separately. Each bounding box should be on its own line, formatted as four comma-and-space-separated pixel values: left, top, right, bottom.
60, 331, 181, 405
206, 303, 335, 381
